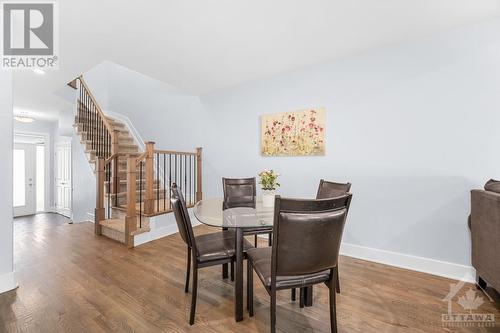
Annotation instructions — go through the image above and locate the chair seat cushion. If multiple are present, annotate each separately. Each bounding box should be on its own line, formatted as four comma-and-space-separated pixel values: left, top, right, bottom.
195, 230, 253, 263
247, 247, 331, 289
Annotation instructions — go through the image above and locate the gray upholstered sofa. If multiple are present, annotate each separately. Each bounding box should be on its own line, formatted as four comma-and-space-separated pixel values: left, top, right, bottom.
470, 186, 500, 292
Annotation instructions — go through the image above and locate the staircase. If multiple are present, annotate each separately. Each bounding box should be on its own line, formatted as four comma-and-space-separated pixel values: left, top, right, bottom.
70, 76, 202, 247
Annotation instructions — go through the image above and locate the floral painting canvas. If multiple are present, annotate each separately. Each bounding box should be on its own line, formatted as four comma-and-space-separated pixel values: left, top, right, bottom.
261, 108, 325, 156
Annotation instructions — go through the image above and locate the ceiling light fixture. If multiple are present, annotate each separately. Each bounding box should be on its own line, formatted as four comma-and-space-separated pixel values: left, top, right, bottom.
14, 116, 35, 123
33, 68, 45, 75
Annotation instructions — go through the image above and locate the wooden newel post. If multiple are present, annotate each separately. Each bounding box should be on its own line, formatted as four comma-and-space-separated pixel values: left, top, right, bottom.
196, 147, 203, 202
125, 157, 137, 248
111, 129, 120, 195
144, 141, 155, 215
95, 158, 105, 235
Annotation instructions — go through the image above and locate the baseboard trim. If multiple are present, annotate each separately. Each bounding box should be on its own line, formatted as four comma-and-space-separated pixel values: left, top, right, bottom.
0, 271, 18, 294
340, 242, 475, 283
134, 214, 200, 247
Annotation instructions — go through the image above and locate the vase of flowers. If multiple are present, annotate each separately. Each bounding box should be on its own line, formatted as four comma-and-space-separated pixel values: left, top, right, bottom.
258, 169, 280, 207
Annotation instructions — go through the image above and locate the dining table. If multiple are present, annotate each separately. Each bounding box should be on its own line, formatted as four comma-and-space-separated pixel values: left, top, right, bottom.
193, 197, 274, 322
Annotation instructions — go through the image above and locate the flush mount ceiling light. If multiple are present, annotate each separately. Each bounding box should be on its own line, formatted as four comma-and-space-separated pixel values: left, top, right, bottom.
14, 116, 35, 123
33, 68, 45, 75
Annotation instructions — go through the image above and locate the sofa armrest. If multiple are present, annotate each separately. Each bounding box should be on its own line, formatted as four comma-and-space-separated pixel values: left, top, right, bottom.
470, 189, 500, 290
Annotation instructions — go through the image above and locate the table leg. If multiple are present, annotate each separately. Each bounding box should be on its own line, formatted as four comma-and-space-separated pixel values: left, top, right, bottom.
234, 228, 244, 322
304, 286, 313, 307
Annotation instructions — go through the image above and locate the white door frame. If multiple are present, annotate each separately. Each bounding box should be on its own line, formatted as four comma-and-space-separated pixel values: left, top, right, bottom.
13, 143, 36, 217
14, 131, 51, 212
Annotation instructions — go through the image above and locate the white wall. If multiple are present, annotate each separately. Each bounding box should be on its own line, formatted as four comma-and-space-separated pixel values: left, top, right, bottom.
71, 132, 96, 223
200, 19, 500, 273
0, 72, 17, 294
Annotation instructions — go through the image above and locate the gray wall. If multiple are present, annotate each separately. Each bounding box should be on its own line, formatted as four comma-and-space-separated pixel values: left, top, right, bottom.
0, 71, 16, 293
200, 19, 500, 266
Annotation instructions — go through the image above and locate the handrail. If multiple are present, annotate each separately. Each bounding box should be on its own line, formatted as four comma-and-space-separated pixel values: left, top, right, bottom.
135, 151, 148, 165
154, 149, 196, 156
77, 76, 115, 135
105, 152, 127, 165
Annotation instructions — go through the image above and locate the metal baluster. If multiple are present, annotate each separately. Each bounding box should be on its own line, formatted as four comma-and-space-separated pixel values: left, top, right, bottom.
194, 156, 196, 203
184, 155, 187, 203
107, 163, 111, 218
163, 153, 166, 211
139, 161, 143, 228
175, 155, 178, 191
156, 153, 160, 213
189, 155, 192, 205
114, 156, 118, 207
169, 154, 172, 210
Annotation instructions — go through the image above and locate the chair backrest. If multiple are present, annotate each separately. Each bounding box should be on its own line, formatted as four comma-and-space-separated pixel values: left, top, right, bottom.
171, 184, 196, 251
316, 179, 352, 200
222, 177, 256, 210
271, 195, 351, 277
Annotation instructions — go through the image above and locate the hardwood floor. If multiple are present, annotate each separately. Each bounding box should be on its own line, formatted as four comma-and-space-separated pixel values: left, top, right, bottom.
0, 213, 498, 332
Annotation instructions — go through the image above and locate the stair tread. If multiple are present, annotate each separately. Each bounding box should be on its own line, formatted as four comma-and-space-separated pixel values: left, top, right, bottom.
100, 218, 124, 232
99, 218, 151, 236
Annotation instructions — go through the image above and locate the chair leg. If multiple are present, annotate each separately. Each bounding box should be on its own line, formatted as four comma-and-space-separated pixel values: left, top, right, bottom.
268, 232, 272, 246
185, 247, 191, 293
299, 288, 305, 308
222, 228, 229, 279
247, 260, 254, 316
291, 288, 296, 301
230, 260, 235, 282
271, 288, 277, 333
222, 263, 228, 279
254, 234, 258, 247
334, 266, 340, 294
329, 278, 338, 333
189, 259, 198, 325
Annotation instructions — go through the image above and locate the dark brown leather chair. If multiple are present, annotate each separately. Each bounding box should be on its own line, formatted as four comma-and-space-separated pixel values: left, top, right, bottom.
170, 183, 253, 325
316, 179, 352, 294
222, 177, 272, 281
247, 195, 351, 333
291, 182, 352, 306
316, 179, 352, 199
223, 177, 273, 247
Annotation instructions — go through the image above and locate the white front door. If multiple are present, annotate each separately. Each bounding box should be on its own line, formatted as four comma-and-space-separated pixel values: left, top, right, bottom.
13, 143, 36, 217
55, 140, 72, 217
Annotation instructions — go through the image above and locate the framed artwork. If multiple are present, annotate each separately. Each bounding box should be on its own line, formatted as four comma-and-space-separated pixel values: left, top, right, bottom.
261, 108, 325, 156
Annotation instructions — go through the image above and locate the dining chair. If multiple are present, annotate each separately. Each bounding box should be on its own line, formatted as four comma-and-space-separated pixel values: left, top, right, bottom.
291, 187, 352, 306
222, 177, 273, 280
170, 183, 253, 325
316, 179, 352, 199
247, 195, 351, 333
316, 179, 352, 294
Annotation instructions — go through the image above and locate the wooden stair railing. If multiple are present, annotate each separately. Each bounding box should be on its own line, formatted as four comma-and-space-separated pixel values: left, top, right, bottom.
72, 75, 203, 248
75, 76, 120, 161
123, 143, 202, 247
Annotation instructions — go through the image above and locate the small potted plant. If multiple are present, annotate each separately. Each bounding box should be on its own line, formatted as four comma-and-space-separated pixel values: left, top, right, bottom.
258, 169, 280, 207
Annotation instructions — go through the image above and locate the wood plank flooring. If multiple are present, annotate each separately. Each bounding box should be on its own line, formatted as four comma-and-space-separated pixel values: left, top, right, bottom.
0, 213, 498, 332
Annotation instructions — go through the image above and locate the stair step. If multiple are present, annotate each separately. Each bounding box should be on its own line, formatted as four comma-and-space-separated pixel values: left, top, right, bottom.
99, 218, 151, 243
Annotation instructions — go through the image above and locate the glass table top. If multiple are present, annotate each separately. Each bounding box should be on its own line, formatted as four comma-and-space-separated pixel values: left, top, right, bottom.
193, 197, 274, 228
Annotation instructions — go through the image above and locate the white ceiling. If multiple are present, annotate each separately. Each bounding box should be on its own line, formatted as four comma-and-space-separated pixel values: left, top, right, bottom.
12, 0, 500, 120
